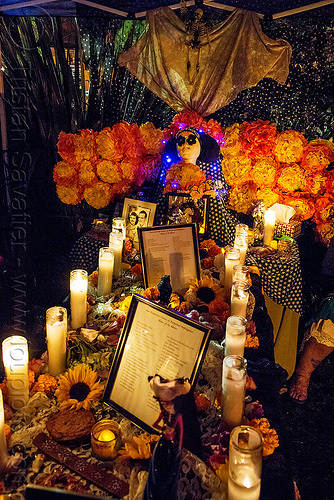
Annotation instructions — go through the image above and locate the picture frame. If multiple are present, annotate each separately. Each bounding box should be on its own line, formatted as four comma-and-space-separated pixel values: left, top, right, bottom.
103, 294, 212, 434
122, 198, 157, 249
166, 193, 209, 237
137, 223, 201, 294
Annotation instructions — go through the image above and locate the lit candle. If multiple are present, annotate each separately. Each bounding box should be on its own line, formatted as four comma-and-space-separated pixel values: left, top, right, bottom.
97, 247, 114, 297
91, 419, 121, 460
225, 316, 247, 358
2, 336, 29, 410
70, 269, 88, 329
109, 231, 123, 279
235, 223, 249, 239
263, 209, 276, 246
222, 355, 247, 428
228, 425, 263, 500
224, 247, 240, 295
0, 389, 8, 472
234, 235, 248, 266
46, 306, 67, 377
230, 281, 249, 319
232, 265, 249, 284
112, 217, 126, 241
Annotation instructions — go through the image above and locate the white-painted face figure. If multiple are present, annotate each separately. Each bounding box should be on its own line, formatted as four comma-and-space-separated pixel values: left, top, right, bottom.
176, 130, 201, 164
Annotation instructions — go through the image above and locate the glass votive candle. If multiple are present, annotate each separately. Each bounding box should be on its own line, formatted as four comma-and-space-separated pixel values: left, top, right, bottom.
2, 336, 29, 410
233, 235, 248, 266
222, 355, 247, 428
46, 306, 67, 376
232, 265, 249, 283
109, 231, 123, 279
228, 425, 263, 500
70, 269, 88, 329
97, 247, 114, 297
263, 209, 276, 246
224, 247, 240, 295
91, 420, 122, 460
235, 223, 249, 239
112, 217, 126, 241
230, 280, 249, 319
225, 316, 247, 358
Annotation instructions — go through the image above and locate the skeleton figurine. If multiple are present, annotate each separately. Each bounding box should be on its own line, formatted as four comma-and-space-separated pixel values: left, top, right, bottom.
252, 200, 265, 243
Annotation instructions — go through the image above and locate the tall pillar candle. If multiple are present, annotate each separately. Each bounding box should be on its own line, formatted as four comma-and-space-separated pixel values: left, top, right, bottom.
230, 280, 249, 319
112, 217, 126, 241
224, 247, 240, 295
228, 425, 263, 500
109, 231, 123, 279
70, 269, 88, 329
225, 316, 247, 357
263, 209, 276, 246
46, 306, 67, 376
234, 235, 248, 266
232, 265, 249, 284
0, 389, 7, 472
97, 247, 114, 296
222, 355, 247, 428
2, 336, 29, 410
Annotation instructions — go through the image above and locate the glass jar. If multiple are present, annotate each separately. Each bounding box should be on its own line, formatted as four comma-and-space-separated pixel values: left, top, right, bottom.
222, 355, 247, 428
46, 306, 67, 376
70, 269, 88, 329
230, 280, 249, 319
224, 247, 240, 295
97, 247, 115, 296
225, 316, 247, 358
91, 419, 122, 460
228, 425, 263, 500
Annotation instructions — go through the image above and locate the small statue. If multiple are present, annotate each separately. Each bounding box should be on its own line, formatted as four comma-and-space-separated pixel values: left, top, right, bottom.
252, 200, 265, 243
143, 375, 191, 500
157, 275, 173, 305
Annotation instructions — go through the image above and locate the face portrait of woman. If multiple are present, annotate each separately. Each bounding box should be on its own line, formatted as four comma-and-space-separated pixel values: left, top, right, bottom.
129, 212, 138, 226
176, 130, 201, 165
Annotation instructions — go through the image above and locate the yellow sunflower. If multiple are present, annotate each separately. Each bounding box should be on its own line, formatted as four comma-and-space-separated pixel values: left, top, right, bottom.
185, 275, 224, 305
55, 365, 104, 411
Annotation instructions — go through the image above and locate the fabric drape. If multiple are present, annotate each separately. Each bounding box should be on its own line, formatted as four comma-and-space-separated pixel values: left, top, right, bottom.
118, 7, 292, 116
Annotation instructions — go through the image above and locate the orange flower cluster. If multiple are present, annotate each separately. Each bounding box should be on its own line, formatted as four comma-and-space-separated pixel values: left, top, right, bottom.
164, 161, 215, 200
200, 239, 222, 257
141, 286, 160, 300
163, 110, 225, 146
222, 119, 334, 242
31, 374, 58, 395
249, 418, 279, 456
54, 122, 164, 209
245, 332, 259, 348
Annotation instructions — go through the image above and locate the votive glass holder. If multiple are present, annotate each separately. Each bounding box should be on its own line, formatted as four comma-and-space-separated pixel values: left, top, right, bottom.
91, 419, 122, 460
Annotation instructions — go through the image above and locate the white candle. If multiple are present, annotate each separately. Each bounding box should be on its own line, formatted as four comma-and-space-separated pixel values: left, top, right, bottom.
234, 235, 248, 266
224, 247, 240, 295
228, 466, 261, 500
230, 281, 249, 319
112, 217, 126, 241
235, 223, 249, 239
222, 355, 247, 428
109, 231, 123, 279
70, 269, 88, 329
263, 209, 276, 246
46, 306, 67, 376
97, 247, 114, 296
2, 336, 29, 410
228, 426, 263, 500
0, 390, 8, 472
225, 316, 247, 357
232, 265, 249, 284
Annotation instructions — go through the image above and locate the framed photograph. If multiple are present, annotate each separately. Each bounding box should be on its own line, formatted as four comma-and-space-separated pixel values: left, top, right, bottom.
122, 198, 157, 249
166, 193, 209, 236
103, 294, 211, 434
137, 223, 201, 294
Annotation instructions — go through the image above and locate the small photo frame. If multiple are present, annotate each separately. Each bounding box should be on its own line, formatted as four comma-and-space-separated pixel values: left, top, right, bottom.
137, 223, 201, 294
166, 193, 209, 236
122, 198, 157, 249
103, 294, 211, 434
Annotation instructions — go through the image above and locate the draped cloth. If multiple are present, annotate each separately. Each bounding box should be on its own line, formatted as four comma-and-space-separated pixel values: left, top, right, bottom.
118, 7, 292, 116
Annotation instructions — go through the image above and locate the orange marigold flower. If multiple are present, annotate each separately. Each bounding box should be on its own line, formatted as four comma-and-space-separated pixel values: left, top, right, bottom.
96, 127, 120, 160
277, 164, 307, 192
221, 151, 252, 186
96, 159, 122, 185
53, 161, 78, 187
78, 160, 97, 186
249, 418, 279, 457
83, 181, 113, 209
29, 369, 36, 389
274, 130, 307, 163
256, 187, 280, 209
57, 131, 76, 164
89, 271, 99, 287
168, 293, 181, 309
141, 286, 160, 300
0, 380, 8, 403
164, 161, 206, 194
283, 195, 315, 221
74, 129, 98, 163
301, 139, 334, 172
228, 182, 257, 214
208, 297, 230, 322
31, 374, 58, 395
56, 184, 82, 205
305, 172, 327, 196
202, 257, 214, 269
316, 222, 334, 244
252, 157, 278, 187
140, 122, 164, 155
245, 332, 259, 348
240, 120, 278, 159
223, 123, 242, 148
124, 237, 133, 255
